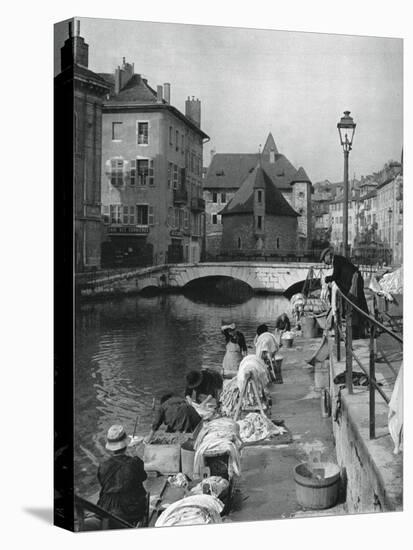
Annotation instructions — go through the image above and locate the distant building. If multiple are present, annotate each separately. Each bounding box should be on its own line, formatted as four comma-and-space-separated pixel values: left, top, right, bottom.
219, 165, 299, 257
203, 133, 312, 258
328, 193, 360, 253
99, 59, 209, 267
55, 21, 109, 272
376, 172, 403, 265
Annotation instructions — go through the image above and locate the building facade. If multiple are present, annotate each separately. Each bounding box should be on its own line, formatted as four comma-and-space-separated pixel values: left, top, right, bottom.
55, 22, 109, 272
99, 59, 209, 267
220, 165, 299, 256
203, 133, 312, 258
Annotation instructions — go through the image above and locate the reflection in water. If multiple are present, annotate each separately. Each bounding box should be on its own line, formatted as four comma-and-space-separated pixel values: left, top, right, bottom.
75, 287, 290, 495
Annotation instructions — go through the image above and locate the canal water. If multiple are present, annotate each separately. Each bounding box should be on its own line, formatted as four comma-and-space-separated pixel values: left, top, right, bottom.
75, 281, 290, 495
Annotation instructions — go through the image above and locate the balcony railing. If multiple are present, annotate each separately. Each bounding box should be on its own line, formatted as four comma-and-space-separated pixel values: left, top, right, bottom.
173, 188, 188, 205
190, 197, 205, 212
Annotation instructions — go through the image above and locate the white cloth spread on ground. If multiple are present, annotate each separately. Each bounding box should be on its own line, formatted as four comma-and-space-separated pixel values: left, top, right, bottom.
388, 363, 403, 454
255, 332, 279, 359
193, 417, 242, 477
155, 494, 223, 527
237, 412, 286, 443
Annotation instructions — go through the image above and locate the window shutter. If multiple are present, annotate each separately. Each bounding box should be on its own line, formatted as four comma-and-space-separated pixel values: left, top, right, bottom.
149, 159, 154, 186
184, 209, 189, 230
149, 205, 155, 226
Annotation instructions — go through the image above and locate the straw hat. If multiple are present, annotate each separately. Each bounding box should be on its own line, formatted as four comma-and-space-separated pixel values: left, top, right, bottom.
105, 424, 130, 451
186, 370, 204, 389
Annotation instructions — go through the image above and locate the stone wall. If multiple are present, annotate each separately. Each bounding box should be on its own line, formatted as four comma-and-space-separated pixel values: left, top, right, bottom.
221, 214, 297, 253
329, 341, 402, 513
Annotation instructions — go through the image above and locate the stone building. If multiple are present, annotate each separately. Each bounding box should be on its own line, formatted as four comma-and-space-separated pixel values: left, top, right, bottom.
203, 133, 312, 258
376, 172, 403, 265
219, 165, 299, 256
99, 59, 209, 267
55, 21, 109, 272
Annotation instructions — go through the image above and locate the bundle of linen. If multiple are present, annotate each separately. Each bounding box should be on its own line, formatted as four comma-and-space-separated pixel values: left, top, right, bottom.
193, 417, 242, 477
237, 354, 270, 392
255, 332, 279, 359
155, 494, 223, 527
189, 476, 229, 498
237, 412, 286, 443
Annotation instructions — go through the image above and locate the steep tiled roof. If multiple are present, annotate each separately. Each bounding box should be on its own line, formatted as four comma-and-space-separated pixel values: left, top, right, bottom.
292, 166, 311, 183
106, 74, 158, 104
220, 165, 299, 217
204, 152, 300, 191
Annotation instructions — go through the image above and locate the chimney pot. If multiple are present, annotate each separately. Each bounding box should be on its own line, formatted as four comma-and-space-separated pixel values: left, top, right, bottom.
68, 21, 72, 38
163, 83, 171, 103
122, 56, 126, 64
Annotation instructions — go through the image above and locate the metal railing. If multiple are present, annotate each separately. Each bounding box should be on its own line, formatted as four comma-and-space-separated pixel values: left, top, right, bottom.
333, 287, 402, 439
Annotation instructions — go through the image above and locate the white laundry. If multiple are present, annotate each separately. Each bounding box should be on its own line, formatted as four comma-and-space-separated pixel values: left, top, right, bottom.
388, 363, 403, 454
155, 494, 224, 527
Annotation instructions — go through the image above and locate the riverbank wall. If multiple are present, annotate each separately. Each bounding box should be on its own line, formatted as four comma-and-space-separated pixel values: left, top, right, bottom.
328, 338, 403, 513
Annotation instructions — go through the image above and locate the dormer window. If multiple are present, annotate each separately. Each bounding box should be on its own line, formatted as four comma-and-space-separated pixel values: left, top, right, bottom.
216, 169, 225, 176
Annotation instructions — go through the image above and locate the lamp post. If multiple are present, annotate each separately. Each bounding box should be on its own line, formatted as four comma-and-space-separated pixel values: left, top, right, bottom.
337, 111, 356, 258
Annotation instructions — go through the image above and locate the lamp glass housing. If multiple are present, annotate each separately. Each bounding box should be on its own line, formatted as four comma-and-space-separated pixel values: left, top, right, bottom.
337, 111, 356, 150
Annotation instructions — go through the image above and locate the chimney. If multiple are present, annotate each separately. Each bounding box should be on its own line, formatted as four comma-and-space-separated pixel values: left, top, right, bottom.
156, 85, 163, 103
60, 19, 89, 71
115, 66, 121, 94
210, 148, 216, 160
185, 96, 201, 128
163, 82, 171, 104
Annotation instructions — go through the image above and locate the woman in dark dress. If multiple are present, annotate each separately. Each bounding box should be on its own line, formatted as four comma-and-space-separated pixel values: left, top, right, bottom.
97, 425, 147, 528
320, 248, 369, 338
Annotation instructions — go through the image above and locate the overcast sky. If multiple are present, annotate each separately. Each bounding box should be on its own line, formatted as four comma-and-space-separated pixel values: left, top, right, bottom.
55, 17, 403, 183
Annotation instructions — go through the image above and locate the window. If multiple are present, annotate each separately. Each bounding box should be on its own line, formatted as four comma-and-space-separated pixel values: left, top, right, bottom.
257, 216, 262, 230
184, 210, 189, 230
238, 237, 242, 249
102, 205, 109, 223
173, 164, 178, 190
110, 159, 124, 186
110, 205, 122, 224
276, 237, 280, 249
168, 163, 172, 188
137, 204, 149, 225
298, 191, 305, 198
176, 130, 179, 151
169, 126, 173, 146
129, 206, 135, 225
221, 192, 226, 204
137, 159, 149, 185
123, 206, 129, 224
137, 122, 149, 145
130, 160, 136, 185
212, 214, 218, 224
257, 190, 262, 203
212, 192, 218, 203
112, 122, 122, 140
181, 134, 185, 154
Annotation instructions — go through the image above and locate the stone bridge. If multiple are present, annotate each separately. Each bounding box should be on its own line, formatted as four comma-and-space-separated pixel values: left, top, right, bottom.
78, 262, 337, 298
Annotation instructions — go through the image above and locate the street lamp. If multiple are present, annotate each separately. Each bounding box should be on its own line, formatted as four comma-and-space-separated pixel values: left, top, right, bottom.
337, 111, 356, 258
